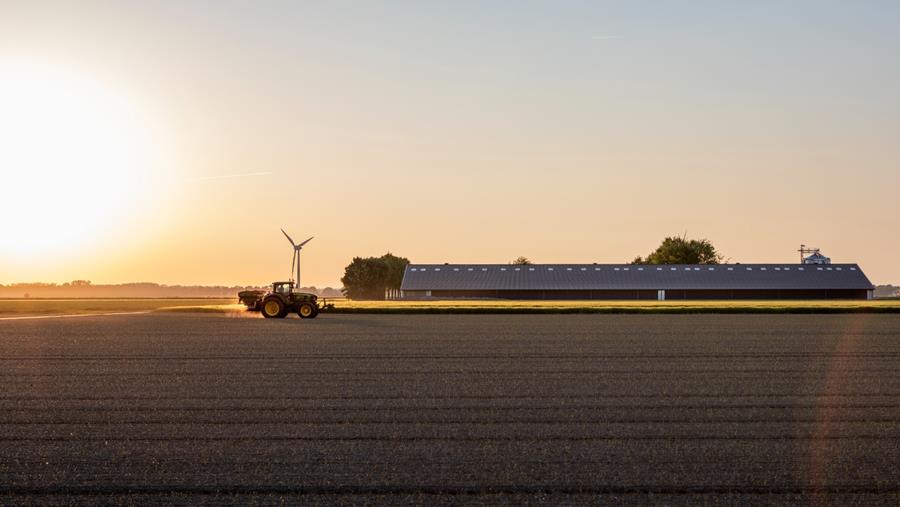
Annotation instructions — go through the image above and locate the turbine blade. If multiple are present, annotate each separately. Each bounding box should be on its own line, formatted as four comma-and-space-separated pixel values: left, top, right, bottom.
298, 236, 314, 248
280, 228, 296, 246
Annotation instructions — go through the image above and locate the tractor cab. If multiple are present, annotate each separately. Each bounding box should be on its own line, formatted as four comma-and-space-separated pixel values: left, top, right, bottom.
272, 281, 295, 295
273, 281, 317, 301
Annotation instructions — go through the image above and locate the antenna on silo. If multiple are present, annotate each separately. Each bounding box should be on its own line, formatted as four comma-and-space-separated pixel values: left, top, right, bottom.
798, 244, 830, 265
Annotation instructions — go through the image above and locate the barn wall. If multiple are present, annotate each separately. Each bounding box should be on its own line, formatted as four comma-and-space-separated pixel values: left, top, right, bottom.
648, 289, 869, 300
414, 289, 870, 300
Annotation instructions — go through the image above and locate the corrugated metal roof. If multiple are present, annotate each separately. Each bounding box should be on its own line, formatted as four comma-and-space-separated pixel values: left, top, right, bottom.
400, 264, 875, 291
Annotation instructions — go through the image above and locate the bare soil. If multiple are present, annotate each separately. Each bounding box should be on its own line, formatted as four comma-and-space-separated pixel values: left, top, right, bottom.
1, 313, 899, 505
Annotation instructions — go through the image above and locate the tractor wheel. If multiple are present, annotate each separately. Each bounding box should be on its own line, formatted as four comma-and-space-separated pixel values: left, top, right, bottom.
298, 302, 316, 319
262, 298, 286, 319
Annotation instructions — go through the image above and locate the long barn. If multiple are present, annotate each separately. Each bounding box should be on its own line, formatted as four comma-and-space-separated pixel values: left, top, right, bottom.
399, 264, 875, 300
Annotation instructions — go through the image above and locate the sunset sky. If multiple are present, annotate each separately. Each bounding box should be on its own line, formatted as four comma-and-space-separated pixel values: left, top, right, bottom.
1, 1, 898, 287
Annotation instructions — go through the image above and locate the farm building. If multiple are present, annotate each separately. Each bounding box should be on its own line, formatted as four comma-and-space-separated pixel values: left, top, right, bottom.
399, 264, 875, 300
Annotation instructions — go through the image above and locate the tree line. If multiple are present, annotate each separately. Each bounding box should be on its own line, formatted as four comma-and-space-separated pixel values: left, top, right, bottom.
0, 282, 343, 299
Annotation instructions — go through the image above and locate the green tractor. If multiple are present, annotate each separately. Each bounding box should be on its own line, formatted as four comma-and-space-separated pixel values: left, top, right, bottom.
239, 281, 333, 319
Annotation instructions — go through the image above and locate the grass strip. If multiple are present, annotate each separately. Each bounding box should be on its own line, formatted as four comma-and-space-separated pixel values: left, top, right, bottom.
327, 306, 900, 314
5, 299, 898, 317
156, 303, 900, 315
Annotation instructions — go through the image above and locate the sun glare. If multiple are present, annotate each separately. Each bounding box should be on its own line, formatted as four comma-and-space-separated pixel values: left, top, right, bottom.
0, 62, 160, 258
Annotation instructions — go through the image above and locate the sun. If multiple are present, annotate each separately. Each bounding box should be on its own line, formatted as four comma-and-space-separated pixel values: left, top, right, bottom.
0, 61, 160, 258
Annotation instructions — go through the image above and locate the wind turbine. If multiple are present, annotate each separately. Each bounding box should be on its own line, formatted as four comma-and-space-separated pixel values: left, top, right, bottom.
281, 229, 313, 289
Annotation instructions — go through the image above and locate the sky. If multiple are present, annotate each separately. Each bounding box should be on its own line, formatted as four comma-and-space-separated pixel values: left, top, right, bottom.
1, 1, 899, 287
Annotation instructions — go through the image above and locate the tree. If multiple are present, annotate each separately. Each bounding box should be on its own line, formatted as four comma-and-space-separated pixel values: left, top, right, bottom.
631, 235, 723, 265
510, 256, 533, 265
340, 253, 410, 300
380, 253, 410, 289
341, 257, 388, 300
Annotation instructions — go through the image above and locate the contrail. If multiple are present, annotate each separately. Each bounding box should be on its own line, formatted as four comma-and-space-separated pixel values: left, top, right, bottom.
191, 171, 273, 181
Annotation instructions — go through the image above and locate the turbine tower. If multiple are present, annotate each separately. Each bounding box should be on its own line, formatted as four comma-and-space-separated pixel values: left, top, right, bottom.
281, 228, 313, 289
